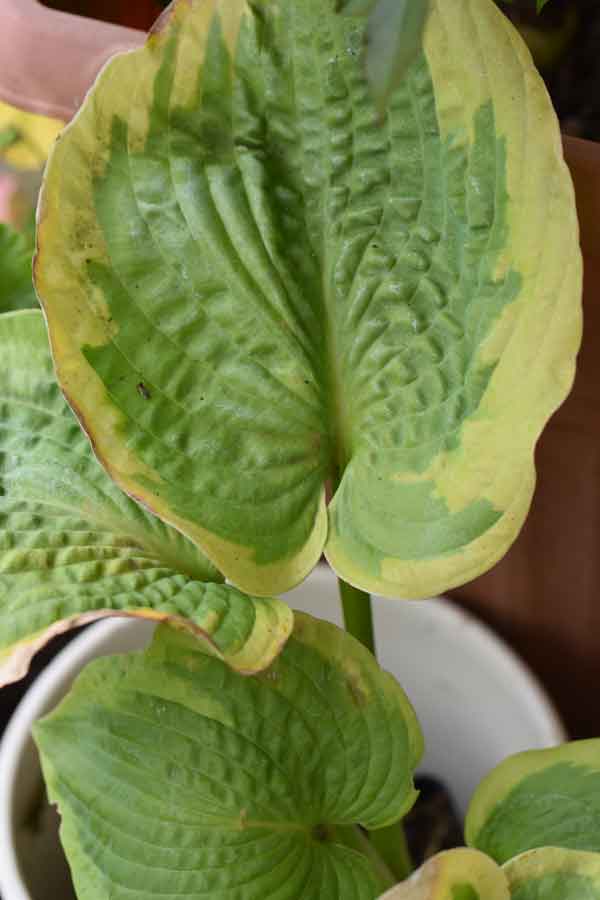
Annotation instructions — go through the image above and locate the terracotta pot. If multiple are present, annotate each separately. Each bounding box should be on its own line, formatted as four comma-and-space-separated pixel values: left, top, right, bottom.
450, 135, 600, 740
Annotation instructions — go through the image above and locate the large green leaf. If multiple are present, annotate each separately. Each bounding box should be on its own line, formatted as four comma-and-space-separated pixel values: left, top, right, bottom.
0, 310, 293, 683
378, 848, 509, 899
0, 223, 36, 312
504, 848, 600, 899
466, 740, 600, 863
35, 0, 581, 598
35, 613, 423, 899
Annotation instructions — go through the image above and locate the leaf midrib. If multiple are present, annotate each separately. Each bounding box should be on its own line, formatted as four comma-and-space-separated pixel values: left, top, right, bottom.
302, 10, 353, 480
323, 301, 349, 479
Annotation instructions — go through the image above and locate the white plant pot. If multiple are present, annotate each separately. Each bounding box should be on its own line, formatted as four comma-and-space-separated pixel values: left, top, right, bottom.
0, 566, 565, 900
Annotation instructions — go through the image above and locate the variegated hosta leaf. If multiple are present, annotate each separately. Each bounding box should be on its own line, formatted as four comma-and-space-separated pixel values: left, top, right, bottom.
379, 847, 600, 900
35, 613, 424, 899
504, 848, 600, 899
0, 223, 36, 312
466, 740, 600, 863
0, 310, 293, 683
35, 0, 581, 598
378, 848, 509, 899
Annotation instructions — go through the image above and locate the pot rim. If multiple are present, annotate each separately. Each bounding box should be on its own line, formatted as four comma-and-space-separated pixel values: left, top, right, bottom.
0, 618, 142, 900
290, 567, 567, 752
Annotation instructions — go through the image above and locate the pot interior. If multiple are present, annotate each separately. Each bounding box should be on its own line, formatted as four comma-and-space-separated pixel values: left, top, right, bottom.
12, 740, 75, 900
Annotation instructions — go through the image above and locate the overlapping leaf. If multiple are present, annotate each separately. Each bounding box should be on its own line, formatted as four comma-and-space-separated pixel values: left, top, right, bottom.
363, 0, 430, 113
377, 847, 600, 900
379, 848, 509, 899
0, 311, 293, 683
504, 848, 600, 899
466, 740, 600, 863
35, 0, 581, 598
338, 0, 430, 111
35, 613, 423, 899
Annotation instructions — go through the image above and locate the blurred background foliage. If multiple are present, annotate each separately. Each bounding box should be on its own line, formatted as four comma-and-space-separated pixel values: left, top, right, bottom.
500, 0, 599, 140
0, 103, 63, 311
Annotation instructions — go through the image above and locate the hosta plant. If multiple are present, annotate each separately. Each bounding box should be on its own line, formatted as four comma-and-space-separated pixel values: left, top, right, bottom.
0, 0, 586, 896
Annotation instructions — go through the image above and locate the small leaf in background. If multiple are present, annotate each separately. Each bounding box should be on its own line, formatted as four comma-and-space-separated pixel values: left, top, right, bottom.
0, 310, 293, 683
366, 0, 430, 114
378, 847, 509, 899
0, 102, 64, 236
504, 848, 600, 899
337, 0, 430, 113
35, 613, 423, 899
0, 224, 36, 312
466, 740, 600, 863
0, 102, 62, 170
0, 127, 20, 152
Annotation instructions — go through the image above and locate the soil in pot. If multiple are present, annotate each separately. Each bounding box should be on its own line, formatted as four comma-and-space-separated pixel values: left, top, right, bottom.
404, 775, 463, 865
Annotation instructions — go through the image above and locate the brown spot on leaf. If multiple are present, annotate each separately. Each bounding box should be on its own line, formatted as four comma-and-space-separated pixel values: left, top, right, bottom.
347, 675, 368, 707
312, 824, 330, 842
